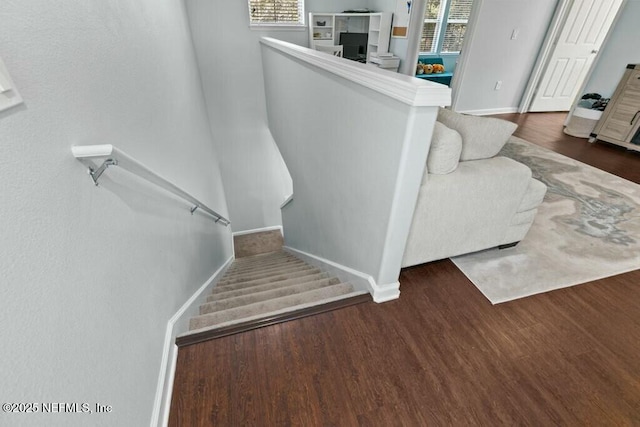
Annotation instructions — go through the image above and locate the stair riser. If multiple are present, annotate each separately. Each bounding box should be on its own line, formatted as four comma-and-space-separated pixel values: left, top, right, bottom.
200, 278, 342, 314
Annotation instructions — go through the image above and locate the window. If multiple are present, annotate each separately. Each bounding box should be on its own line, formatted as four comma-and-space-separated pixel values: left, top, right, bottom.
248, 0, 304, 26
421, 0, 473, 54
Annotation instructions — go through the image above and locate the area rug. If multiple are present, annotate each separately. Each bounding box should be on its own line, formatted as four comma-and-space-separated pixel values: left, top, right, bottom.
451, 136, 640, 304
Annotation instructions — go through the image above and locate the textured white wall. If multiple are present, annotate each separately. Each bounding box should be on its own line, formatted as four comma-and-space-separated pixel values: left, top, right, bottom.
582, 0, 640, 98
0, 1, 231, 426
452, 0, 557, 113
186, 0, 395, 233
185, 0, 301, 232
309, 0, 371, 12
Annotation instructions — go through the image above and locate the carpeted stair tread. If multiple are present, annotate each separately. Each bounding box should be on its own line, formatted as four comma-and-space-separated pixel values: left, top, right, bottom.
226, 255, 303, 272
199, 277, 342, 314
230, 250, 294, 263
226, 256, 300, 273
212, 268, 324, 292
231, 251, 292, 266
234, 249, 287, 259
184, 246, 370, 338
208, 272, 331, 300
190, 283, 358, 330
218, 262, 313, 286
234, 249, 286, 259
218, 264, 316, 285
226, 257, 304, 275
225, 258, 305, 277
207, 270, 329, 301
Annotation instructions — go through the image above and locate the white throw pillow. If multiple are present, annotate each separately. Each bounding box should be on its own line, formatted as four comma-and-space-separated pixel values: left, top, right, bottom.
437, 108, 518, 161
427, 121, 462, 174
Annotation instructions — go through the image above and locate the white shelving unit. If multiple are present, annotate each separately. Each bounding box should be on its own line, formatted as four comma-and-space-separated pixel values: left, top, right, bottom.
366, 13, 392, 62
308, 12, 392, 64
310, 13, 335, 45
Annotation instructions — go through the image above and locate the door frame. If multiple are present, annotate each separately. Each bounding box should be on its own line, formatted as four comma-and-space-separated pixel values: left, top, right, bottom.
449, 0, 483, 111
399, 0, 428, 75
518, 0, 627, 114
403, 0, 483, 107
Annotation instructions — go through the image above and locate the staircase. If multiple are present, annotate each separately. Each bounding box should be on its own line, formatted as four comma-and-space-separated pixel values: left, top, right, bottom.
177, 239, 370, 344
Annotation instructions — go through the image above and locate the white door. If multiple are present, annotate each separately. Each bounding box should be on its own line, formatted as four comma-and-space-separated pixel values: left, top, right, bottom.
529, 0, 623, 112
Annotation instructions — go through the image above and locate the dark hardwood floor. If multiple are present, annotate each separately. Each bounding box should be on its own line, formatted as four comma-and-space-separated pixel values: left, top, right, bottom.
498, 112, 640, 183
169, 113, 640, 426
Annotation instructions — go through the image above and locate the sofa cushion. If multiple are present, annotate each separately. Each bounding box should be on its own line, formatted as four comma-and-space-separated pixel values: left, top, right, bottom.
427, 121, 463, 174
437, 108, 518, 161
516, 178, 547, 212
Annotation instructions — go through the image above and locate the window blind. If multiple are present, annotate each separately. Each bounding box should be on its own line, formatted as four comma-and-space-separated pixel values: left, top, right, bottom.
421, 0, 473, 53
249, 0, 304, 25
421, 23, 438, 52
442, 24, 467, 52
425, 0, 442, 20
421, 0, 443, 52
447, 0, 473, 20
442, 0, 472, 52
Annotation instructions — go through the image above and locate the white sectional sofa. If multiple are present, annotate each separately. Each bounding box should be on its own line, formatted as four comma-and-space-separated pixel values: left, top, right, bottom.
402, 109, 547, 268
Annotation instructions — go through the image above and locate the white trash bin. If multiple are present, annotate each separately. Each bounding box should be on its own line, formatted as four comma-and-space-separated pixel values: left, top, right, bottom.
564, 107, 603, 138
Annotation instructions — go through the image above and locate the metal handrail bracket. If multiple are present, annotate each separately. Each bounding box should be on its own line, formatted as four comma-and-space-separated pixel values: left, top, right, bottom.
71, 144, 230, 226
88, 158, 118, 186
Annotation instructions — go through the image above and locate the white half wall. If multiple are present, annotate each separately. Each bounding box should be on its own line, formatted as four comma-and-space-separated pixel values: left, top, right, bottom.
261, 38, 449, 288
452, 0, 557, 113
0, 1, 232, 426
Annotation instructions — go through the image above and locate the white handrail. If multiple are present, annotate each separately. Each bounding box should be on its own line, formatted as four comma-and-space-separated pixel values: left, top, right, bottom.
71, 144, 230, 226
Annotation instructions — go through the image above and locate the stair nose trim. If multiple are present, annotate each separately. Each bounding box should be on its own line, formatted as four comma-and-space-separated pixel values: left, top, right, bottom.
190, 283, 359, 330
184, 283, 371, 336
177, 292, 371, 346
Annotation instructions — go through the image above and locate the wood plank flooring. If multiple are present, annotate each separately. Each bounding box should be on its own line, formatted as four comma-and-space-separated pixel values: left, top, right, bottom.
169, 112, 640, 426
499, 112, 640, 183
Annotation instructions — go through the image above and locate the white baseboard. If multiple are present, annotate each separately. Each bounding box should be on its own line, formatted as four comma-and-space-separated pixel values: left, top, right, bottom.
232, 225, 283, 237
283, 246, 400, 303
455, 107, 519, 116
150, 255, 234, 427
370, 280, 401, 302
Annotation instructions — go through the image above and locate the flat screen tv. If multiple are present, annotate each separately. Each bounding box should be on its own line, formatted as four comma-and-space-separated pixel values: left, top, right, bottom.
339, 32, 368, 62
